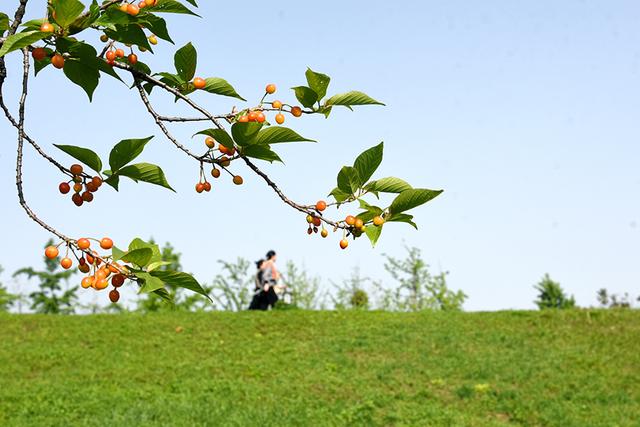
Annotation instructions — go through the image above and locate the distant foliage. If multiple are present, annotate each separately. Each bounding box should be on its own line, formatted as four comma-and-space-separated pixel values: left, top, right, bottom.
332, 268, 371, 310
13, 240, 77, 314
0, 265, 19, 312
534, 274, 575, 310
210, 258, 253, 311
280, 261, 321, 310
596, 288, 637, 309
379, 247, 466, 311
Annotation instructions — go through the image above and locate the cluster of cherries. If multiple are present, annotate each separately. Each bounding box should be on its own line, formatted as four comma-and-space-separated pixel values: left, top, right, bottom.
118, 0, 158, 16
304, 200, 386, 249
44, 237, 127, 303
58, 164, 104, 207
194, 138, 243, 193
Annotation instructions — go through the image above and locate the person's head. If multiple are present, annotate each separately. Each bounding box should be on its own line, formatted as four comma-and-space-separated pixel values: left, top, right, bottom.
255, 259, 264, 269
266, 250, 276, 262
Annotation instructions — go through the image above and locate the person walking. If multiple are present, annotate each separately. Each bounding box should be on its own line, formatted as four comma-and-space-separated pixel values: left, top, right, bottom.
248, 259, 265, 310
260, 250, 280, 309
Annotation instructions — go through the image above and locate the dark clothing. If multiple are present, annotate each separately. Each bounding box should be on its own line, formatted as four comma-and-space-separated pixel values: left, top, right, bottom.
248, 275, 279, 311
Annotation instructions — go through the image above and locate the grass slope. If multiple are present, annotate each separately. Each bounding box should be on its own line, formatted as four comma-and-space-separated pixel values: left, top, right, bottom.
0, 310, 639, 426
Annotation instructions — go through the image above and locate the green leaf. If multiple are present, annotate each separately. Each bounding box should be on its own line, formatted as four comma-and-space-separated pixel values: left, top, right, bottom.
121, 248, 153, 267
0, 31, 49, 58
68, 0, 99, 34
388, 188, 443, 215
33, 48, 54, 75
358, 199, 383, 215
142, 15, 173, 43
386, 213, 417, 229
325, 91, 385, 109
292, 86, 318, 108
109, 136, 154, 171
53, 144, 102, 173
329, 187, 351, 203
253, 127, 315, 145
242, 145, 282, 163
174, 42, 197, 81
147, 261, 172, 272
118, 163, 175, 191
105, 24, 152, 52
183, 0, 198, 6
364, 177, 412, 194
97, 58, 124, 83
152, 287, 174, 303
337, 166, 361, 195
150, 270, 212, 301
305, 68, 330, 101
202, 77, 245, 100
136, 271, 166, 294
103, 173, 120, 191
128, 238, 162, 264
194, 128, 234, 150
111, 246, 126, 261
51, 0, 85, 29
353, 142, 383, 185
365, 224, 382, 247
145, 0, 200, 16
231, 122, 262, 146
0, 13, 10, 33
63, 58, 99, 100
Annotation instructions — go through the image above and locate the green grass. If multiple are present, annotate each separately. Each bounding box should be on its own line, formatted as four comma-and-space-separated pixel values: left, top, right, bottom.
0, 310, 639, 426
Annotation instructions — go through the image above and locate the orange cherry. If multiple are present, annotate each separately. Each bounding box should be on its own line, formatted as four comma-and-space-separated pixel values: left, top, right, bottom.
193, 77, 206, 89
265, 84, 276, 94
77, 238, 90, 250
233, 175, 243, 185
128, 53, 138, 65
291, 106, 302, 117
195, 182, 204, 193
272, 100, 282, 109
339, 239, 349, 249
100, 237, 113, 250
315, 200, 327, 211
32, 47, 47, 61
354, 218, 364, 229
127, 4, 140, 15
59, 182, 70, 194
95, 278, 109, 290
248, 111, 259, 122
115, 48, 125, 58
203, 181, 211, 192
40, 22, 54, 32
373, 216, 385, 226
70, 164, 83, 175
211, 168, 221, 178
44, 246, 59, 259
106, 50, 116, 61
60, 257, 73, 269
345, 215, 356, 226
205, 137, 215, 148
51, 54, 65, 69
275, 113, 285, 124
256, 112, 266, 123
81, 276, 94, 289
321, 229, 329, 238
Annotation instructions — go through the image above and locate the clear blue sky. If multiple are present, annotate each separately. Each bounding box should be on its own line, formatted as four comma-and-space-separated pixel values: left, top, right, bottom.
1, 0, 639, 310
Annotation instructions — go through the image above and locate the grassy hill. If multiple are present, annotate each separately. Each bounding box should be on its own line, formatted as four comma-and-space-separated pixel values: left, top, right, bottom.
0, 310, 638, 426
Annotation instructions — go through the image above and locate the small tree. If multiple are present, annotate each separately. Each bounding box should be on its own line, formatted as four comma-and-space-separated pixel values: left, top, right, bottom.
280, 261, 321, 309
0, 265, 19, 312
13, 240, 77, 314
210, 258, 253, 311
332, 268, 371, 310
534, 274, 575, 310
381, 247, 466, 311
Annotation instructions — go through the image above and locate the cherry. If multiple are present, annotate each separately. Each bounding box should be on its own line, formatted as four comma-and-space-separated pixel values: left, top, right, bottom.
265, 84, 276, 94
203, 181, 211, 192
205, 137, 215, 148
219, 145, 236, 156
59, 182, 70, 194
211, 168, 221, 178
233, 175, 243, 185
128, 53, 138, 65
127, 4, 140, 15
248, 111, 259, 122
95, 278, 109, 290
340, 239, 349, 249
45, 246, 59, 259
73, 183, 83, 193
291, 106, 302, 117
321, 229, 329, 238
256, 112, 266, 123
77, 238, 90, 250
238, 115, 249, 123
107, 263, 121, 274
92, 176, 103, 187
100, 34, 109, 43
60, 257, 72, 269
193, 77, 206, 89
306, 215, 313, 224
307, 227, 313, 235
145, 0, 157, 5
78, 263, 90, 273
119, 3, 129, 12
70, 164, 83, 175
51, 54, 65, 69
72, 193, 83, 206
81, 276, 94, 289
195, 182, 204, 193
272, 100, 282, 109
100, 237, 113, 250
32, 48, 47, 61
73, 175, 83, 183
354, 218, 364, 229
115, 48, 125, 58
109, 289, 120, 302
96, 268, 110, 280
373, 216, 384, 226
315, 200, 327, 211
275, 113, 285, 124
106, 50, 116, 61
312, 216, 322, 227
112, 274, 125, 287
81, 191, 94, 202
345, 215, 356, 226
40, 22, 54, 32
219, 156, 231, 167
138, 1, 146, 8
